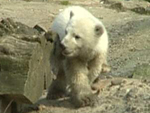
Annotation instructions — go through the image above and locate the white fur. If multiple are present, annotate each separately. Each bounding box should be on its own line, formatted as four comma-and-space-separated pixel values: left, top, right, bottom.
51, 6, 108, 59
51, 6, 94, 40
48, 6, 110, 106
51, 6, 109, 88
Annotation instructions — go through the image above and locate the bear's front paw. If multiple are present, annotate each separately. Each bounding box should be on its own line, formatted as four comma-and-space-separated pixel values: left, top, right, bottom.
71, 92, 98, 108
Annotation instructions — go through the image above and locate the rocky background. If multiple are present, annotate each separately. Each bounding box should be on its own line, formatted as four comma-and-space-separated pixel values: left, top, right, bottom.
0, 0, 150, 113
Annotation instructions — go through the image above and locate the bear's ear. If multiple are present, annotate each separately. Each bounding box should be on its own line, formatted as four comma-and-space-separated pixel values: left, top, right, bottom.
70, 11, 74, 19
95, 25, 104, 37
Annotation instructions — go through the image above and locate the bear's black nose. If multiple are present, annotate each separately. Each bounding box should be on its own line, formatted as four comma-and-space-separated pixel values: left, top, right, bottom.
60, 43, 66, 50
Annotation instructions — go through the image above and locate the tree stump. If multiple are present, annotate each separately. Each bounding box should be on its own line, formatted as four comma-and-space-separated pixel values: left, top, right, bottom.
0, 18, 53, 107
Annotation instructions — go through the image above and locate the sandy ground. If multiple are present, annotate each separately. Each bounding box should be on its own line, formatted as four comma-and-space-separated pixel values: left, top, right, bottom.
0, 0, 150, 113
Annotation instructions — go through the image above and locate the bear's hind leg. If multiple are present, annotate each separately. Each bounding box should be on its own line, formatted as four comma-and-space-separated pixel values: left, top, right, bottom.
46, 69, 67, 100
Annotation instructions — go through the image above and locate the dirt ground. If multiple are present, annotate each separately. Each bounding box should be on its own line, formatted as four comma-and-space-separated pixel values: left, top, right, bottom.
0, 0, 150, 113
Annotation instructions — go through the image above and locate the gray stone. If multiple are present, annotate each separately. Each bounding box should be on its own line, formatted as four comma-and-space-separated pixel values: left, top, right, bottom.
0, 19, 53, 104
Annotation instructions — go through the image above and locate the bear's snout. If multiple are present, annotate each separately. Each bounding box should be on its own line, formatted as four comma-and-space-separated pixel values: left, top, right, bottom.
60, 42, 74, 56
60, 42, 66, 50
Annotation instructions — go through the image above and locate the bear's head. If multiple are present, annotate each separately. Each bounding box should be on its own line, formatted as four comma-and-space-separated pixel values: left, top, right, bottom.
60, 12, 105, 58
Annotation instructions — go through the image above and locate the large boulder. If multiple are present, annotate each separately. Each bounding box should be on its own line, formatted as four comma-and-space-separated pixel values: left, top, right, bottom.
0, 18, 53, 104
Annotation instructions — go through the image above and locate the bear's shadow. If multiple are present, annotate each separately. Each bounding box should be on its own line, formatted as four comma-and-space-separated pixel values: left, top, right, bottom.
21, 97, 75, 113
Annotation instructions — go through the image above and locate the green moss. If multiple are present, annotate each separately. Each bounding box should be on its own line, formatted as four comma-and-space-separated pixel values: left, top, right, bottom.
60, 1, 70, 5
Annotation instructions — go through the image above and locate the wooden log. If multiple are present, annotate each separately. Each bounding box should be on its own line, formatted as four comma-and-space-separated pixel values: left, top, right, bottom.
0, 18, 53, 104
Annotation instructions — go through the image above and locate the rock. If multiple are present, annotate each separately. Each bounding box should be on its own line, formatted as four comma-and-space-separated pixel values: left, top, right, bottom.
0, 18, 53, 104
130, 6, 150, 15
109, 2, 127, 11
33, 25, 46, 33
0, 18, 39, 36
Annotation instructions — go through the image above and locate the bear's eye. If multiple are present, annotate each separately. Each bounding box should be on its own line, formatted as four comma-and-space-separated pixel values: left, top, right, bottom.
74, 35, 81, 40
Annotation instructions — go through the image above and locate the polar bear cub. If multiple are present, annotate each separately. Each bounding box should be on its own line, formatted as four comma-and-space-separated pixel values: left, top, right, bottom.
47, 6, 109, 107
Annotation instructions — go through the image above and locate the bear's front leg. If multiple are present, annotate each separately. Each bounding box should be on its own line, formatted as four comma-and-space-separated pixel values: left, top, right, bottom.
65, 59, 98, 108
88, 54, 107, 85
